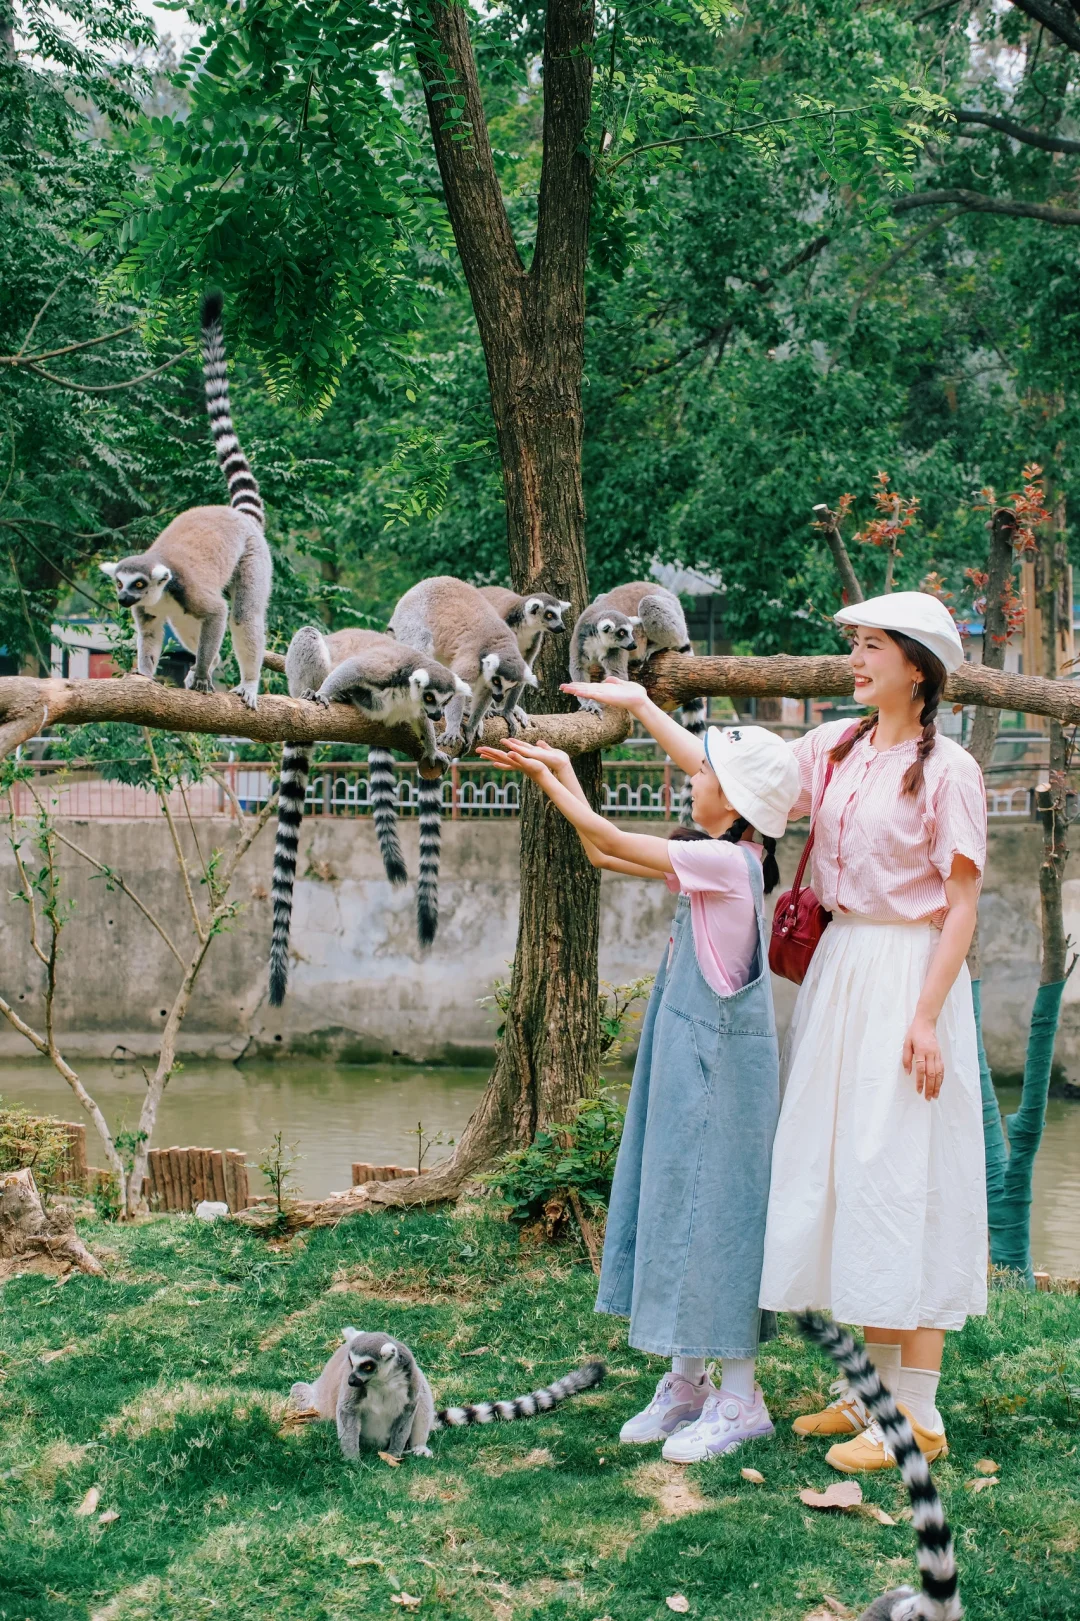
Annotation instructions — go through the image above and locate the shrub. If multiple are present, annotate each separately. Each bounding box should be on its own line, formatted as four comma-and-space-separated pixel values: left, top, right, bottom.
0, 1100, 76, 1201
485, 1094, 625, 1241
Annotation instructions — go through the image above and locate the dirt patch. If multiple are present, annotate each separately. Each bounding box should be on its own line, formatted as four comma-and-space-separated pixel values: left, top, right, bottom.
102, 1382, 284, 1438
31, 1439, 92, 1490
487, 1577, 583, 1620
408, 1474, 469, 1504
631, 1460, 709, 1520
476, 1445, 556, 1477
326, 1265, 482, 1307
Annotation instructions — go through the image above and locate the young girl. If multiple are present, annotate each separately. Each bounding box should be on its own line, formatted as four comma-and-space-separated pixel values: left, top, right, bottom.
478, 679, 800, 1462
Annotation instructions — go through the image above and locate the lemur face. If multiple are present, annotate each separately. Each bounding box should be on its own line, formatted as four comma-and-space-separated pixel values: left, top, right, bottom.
525, 596, 571, 634
100, 559, 172, 609
345, 1334, 398, 1389
597, 615, 637, 650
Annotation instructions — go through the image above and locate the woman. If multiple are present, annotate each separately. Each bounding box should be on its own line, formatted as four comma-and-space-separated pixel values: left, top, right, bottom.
759, 590, 987, 1474
479, 689, 801, 1462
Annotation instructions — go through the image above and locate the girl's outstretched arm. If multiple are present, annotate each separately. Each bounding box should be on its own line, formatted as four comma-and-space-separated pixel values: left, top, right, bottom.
477, 739, 676, 874
484, 739, 663, 876
560, 678, 706, 778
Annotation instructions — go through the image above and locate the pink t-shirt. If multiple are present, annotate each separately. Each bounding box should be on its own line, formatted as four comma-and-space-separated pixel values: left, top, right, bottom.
664, 840, 763, 996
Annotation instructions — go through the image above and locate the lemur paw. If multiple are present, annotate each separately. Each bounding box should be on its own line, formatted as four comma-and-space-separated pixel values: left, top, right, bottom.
512, 706, 530, 729
440, 734, 464, 757
312, 692, 332, 708
185, 672, 215, 695
425, 749, 451, 773
577, 699, 603, 715
231, 680, 260, 710
408, 1445, 434, 1459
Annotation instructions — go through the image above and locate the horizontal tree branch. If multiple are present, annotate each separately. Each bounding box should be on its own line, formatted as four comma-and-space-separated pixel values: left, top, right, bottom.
954, 107, 1080, 154
0, 675, 631, 761
645, 650, 1080, 722
893, 188, 1080, 225
21, 351, 188, 394
4, 654, 1080, 762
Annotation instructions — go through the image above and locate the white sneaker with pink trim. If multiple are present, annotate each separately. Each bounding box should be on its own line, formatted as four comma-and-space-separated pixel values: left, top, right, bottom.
661, 1384, 775, 1463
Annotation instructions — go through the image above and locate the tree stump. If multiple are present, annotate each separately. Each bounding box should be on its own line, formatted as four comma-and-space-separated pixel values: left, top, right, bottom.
0, 1168, 104, 1278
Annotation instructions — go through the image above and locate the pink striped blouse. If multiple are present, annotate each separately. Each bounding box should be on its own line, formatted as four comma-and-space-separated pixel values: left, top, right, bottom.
789, 719, 987, 923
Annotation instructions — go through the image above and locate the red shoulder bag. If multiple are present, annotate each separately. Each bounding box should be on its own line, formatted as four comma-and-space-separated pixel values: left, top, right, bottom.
768, 725, 857, 985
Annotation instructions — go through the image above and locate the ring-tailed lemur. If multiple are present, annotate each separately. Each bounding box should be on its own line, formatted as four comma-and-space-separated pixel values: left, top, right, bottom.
389, 577, 537, 754
268, 627, 469, 1004
100, 293, 272, 709
571, 582, 705, 821
796, 1312, 962, 1621
479, 587, 572, 720
290, 1327, 606, 1460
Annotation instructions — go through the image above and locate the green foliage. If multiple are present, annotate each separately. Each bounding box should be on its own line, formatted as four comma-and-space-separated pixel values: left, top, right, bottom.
0, 1208, 1076, 1621
257, 1131, 300, 1227
485, 1094, 626, 1229
0, 1099, 72, 1198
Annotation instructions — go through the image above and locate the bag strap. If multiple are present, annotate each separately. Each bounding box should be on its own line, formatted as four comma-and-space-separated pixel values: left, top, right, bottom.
787, 722, 861, 905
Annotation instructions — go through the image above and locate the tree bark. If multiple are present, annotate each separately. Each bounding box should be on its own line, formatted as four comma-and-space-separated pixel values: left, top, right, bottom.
0, 1167, 104, 1277
967, 507, 1018, 979
813, 504, 863, 604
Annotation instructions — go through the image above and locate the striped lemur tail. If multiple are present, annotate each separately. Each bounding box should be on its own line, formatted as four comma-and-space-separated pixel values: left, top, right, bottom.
796, 1312, 962, 1621
417, 773, 442, 947
200, 291, 265, 527
367, 748, 408, 888
269, 745, 311, 1007
434, 1361, 606, 1431
676, 641, 706, 827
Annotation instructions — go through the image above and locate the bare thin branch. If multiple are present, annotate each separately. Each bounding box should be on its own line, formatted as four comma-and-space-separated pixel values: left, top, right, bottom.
0, 325, 138, 366
47, 822, 185, 967
142, 729, 205, 942
22, 350, 188, 394
954, 107, 1080, 155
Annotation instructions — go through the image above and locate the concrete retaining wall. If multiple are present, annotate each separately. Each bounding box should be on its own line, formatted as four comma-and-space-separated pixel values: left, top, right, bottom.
0, 814, 1069, 1080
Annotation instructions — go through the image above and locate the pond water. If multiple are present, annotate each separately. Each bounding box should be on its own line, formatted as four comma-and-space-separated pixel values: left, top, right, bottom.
1, 1060, 1077, 1275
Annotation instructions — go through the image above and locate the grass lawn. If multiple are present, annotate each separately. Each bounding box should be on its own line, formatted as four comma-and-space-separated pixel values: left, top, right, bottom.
1, 1204, 1078, 1621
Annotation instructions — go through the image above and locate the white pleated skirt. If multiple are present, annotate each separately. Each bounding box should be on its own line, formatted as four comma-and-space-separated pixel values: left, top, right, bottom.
759, 915, 988, 1331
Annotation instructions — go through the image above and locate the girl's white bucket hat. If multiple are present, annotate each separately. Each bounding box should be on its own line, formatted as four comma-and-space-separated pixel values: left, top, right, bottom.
703, 725, 802, 839
834, 590, 965, 673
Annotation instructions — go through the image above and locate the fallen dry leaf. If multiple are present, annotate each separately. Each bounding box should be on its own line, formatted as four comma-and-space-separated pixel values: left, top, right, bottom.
665, 1599, 690, 1615
799, 1481, 863, 1512
378, 1451, 402, 1468
740, 1467, 765, 1484
74, 1487, 100, 1518
345, 1555, 384, 1568
389, 1595, 420, 1610
975, 1458, 1000, 1474
98, 1508, 120, 1526
461, 1345, 490, 1357
965, 1475, 999, 1493
40, 1344, 76, 1364
820, 1600, 853, 1619
859, 1504, 897, 1526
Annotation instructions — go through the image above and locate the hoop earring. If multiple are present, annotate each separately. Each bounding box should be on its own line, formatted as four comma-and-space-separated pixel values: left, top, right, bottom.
911, 680, 921, 701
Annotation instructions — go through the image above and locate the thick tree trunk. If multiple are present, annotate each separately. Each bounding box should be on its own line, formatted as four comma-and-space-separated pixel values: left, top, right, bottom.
408, 0, 601, 1176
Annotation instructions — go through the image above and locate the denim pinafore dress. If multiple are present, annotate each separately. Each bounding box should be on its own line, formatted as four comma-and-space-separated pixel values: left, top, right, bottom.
596, 844, 779, 1358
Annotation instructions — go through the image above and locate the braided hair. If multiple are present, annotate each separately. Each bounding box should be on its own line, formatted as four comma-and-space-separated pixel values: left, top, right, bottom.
828, 630, 946, 798
669, 818, 780, 894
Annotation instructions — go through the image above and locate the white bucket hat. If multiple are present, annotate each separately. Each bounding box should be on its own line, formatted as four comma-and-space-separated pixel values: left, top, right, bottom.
703, 725, 802, 839
834, 590, 965, 673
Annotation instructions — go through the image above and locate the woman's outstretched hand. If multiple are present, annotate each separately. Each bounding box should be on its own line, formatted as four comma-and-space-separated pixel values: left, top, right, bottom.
561, 677, 649, 711
902, 1015, 944, 1100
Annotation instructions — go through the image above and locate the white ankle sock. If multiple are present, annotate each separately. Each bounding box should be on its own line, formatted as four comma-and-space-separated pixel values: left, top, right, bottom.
865, 1342, 902, 1395
672, 1356, 706, 1384
896, 1365, 941, 1431
719, 1357, 756, 1400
